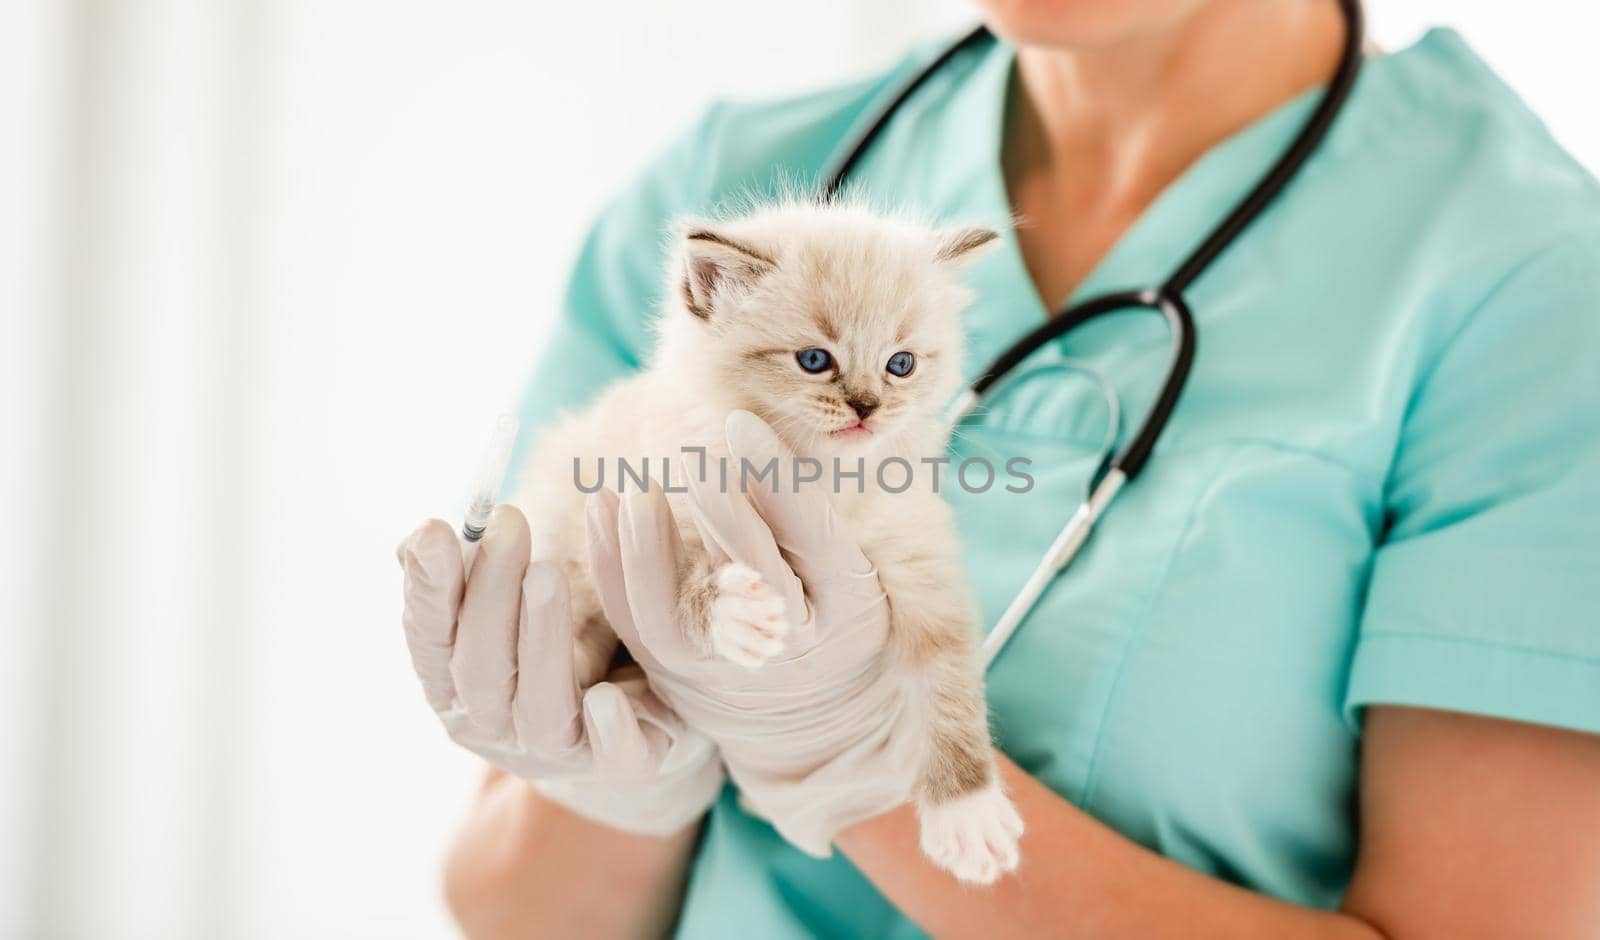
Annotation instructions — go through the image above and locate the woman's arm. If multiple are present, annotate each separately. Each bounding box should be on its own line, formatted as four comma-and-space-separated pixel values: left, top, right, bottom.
838, 706, 1600, 939
1344, 707, 1600, 939
444, 768, 701, 940
838, 757, 1374, 939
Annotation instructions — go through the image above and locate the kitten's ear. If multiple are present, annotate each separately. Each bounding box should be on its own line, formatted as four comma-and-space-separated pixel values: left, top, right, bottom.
932, 225, 1000, 267
680, 227, 775, 320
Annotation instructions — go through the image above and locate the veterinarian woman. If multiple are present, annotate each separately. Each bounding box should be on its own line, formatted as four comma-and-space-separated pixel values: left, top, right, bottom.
397, 1, 1600, 936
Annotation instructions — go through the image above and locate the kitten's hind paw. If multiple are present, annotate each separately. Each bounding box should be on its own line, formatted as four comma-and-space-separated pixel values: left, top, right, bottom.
918, 784, 1024, 885
707, 563, 789, 668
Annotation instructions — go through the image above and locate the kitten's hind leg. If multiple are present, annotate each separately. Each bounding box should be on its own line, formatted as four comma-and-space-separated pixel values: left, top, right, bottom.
677, 557, 790, 669
912, 646, 1024, 884
883, 563, 1024, 884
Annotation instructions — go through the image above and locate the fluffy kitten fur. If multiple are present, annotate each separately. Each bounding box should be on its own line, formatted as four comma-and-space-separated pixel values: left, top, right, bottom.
514, 200, 1022, 883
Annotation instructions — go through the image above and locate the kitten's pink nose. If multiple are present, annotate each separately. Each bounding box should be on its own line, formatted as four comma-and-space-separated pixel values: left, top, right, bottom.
847, 396, 879, 420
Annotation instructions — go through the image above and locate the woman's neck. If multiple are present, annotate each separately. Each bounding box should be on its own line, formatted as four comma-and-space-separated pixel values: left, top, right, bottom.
1003, 0, 1347, 304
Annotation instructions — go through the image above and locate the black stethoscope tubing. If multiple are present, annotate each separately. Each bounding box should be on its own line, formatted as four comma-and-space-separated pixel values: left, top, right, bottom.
821, 0, 1365, 485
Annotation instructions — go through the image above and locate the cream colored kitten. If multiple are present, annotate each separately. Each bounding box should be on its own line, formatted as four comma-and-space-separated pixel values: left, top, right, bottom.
513, 200, 1018, 881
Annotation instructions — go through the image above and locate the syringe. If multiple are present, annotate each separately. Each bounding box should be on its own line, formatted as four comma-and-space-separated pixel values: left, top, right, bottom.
461, 413, 519, 570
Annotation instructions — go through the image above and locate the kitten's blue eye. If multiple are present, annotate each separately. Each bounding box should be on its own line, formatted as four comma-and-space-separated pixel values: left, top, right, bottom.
796, 348, 834, 374
885, 351, 916, 377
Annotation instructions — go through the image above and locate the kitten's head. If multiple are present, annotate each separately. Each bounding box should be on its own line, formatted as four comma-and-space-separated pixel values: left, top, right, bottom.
655, 201, 998, 459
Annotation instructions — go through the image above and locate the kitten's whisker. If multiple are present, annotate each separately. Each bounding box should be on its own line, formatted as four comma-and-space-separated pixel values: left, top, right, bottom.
945, 427, 1008, 463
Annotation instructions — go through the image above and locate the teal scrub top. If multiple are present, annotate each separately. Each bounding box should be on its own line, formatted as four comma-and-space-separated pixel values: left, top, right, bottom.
510, 28, 1600, 937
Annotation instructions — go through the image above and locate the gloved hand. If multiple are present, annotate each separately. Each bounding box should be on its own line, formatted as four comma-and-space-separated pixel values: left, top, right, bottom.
584, 411, 922, 857
397, 506, 723, 837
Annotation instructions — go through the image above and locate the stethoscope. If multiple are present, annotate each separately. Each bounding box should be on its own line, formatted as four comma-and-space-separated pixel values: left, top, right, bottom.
820, 0, 1365, 666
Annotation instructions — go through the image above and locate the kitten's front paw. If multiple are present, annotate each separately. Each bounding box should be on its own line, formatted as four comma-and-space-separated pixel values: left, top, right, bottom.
918, 784, 1024, 885
707, 563, 789, 668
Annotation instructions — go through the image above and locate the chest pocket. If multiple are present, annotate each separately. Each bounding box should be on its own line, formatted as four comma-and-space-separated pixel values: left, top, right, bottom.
942, 367, 1216, 801
951, 363, 1382, 898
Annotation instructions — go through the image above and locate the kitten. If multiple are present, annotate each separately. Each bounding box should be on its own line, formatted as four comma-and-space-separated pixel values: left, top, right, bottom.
514, 200, 1022, 883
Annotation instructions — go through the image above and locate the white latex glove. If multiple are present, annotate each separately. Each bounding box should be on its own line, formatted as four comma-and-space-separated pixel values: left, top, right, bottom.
397, 506, 723, 837
584, 411, 923, 857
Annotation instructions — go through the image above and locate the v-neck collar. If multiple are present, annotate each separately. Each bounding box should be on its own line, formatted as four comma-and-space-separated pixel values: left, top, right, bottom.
856, 28, 1432, 383
970, 37, 1339, 309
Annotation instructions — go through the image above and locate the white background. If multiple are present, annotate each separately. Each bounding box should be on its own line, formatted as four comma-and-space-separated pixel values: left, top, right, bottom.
3, 2, 1596, 937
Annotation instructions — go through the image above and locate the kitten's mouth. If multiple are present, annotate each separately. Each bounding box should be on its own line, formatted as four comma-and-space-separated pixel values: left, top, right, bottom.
829, 421, 873, 438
